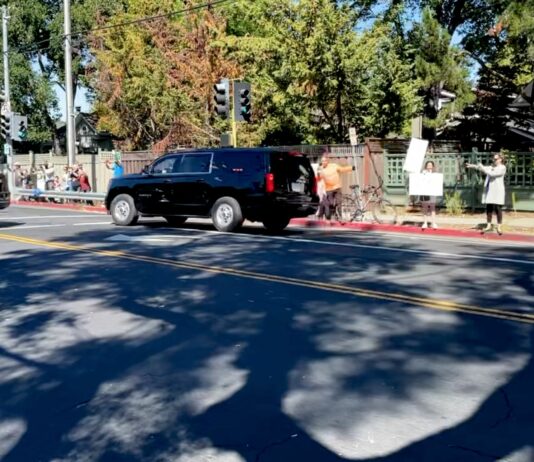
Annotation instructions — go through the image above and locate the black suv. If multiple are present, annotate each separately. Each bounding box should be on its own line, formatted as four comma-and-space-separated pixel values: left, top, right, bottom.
105, 148, 318, 232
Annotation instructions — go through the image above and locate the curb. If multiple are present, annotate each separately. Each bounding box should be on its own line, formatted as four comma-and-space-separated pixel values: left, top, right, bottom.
290, 218, 534, 244
11, 200, 107, 214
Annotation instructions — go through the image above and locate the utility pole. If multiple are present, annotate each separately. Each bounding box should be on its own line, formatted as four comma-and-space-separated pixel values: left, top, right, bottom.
2, 5, 13, 193
231, 80, 237, 147
64, 0, 75, 165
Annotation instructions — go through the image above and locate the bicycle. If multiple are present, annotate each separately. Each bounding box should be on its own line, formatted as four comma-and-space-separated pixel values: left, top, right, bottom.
339, 182, 398, 224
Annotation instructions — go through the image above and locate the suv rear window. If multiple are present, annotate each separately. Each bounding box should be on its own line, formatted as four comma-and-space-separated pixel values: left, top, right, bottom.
270, 152, 314, 193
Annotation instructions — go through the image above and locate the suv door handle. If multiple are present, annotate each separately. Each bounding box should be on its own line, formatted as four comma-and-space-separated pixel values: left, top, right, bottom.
163, 179, 172, 183
196, 179, 205, 183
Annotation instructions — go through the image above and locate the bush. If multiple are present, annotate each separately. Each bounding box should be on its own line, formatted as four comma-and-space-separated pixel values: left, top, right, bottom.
444, 191, 466, 215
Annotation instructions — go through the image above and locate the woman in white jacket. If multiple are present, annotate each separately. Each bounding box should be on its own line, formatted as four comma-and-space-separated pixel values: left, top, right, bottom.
467, 153, 506, 235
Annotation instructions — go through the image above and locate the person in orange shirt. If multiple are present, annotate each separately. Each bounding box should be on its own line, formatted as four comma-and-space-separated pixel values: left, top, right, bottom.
317, 154, 355, 220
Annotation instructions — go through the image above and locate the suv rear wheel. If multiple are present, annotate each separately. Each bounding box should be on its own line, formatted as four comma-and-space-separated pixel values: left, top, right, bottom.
110, 194, 139, 226
211, 197, 243, 232
262, 215, 290, 233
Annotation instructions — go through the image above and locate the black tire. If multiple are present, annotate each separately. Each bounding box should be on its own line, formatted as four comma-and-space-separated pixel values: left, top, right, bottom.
262, 215, 290, 233
211, 196, 244, 232
110, 194, 139, 226
371, 199, 397, 224
164, 216, 188, 226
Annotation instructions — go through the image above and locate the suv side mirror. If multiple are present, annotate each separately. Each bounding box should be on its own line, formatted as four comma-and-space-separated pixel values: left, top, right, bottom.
141, 164, 150, 174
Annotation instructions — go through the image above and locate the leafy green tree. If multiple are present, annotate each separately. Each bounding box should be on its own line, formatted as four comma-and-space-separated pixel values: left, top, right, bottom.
409, 8, 473, 138
1, 0, 122, 148
451, 0, 534, 148
225, 0, 419, 144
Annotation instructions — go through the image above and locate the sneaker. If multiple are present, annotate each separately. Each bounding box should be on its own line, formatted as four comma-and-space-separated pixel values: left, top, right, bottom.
431, 223, 438, 229
497, 225, 503, 235
482, 224, 492, 234
422, 222, 428, 230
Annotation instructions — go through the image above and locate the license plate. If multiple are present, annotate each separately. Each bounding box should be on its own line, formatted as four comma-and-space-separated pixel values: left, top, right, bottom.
291, 182, 305, 193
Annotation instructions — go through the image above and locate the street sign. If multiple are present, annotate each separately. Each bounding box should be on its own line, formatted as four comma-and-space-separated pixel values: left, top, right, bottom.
349, 127, 358, 146
3, 143, 9, 155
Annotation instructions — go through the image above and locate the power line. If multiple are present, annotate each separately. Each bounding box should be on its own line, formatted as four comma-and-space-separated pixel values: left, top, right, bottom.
7, 0, 238, 57
74, 0, 237, 36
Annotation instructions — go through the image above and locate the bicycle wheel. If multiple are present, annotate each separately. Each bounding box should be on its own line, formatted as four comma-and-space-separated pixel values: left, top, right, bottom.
371, 199, 397, 224
340, 195, 357, 222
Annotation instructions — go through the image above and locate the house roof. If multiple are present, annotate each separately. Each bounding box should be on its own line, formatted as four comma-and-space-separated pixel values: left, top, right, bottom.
510, 80, 533, 109
57, 112, 100, 134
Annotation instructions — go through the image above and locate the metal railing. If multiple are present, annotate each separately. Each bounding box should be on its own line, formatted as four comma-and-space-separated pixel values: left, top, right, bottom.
13, 188, 106, 202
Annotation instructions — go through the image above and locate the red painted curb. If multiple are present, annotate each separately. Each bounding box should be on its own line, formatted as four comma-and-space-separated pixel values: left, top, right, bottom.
290, 218, 534, 243
11, 200, 107, 214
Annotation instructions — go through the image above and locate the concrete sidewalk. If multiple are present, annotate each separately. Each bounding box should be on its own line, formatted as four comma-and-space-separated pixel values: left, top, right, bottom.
397, 210, 534, 234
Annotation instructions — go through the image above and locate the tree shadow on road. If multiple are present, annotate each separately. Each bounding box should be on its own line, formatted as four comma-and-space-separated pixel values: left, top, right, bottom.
0, 226, 532, 461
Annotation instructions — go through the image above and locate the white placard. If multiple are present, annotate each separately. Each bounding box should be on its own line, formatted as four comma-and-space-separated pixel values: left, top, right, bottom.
403, 138, 429, 173
409, 173, 443, 197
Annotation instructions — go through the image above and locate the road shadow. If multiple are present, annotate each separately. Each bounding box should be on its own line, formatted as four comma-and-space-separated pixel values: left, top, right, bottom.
0, 227, 532, 461
0, 221, 22, 229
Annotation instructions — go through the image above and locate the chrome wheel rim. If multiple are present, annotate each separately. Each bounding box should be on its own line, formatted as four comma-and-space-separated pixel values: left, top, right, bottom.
115, 200, 130, 221
216, 204, 233, 225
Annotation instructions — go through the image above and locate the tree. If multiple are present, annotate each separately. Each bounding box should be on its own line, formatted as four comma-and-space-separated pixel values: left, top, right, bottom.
90, 0, 241, 151
224, 0, 419, 144
409, 8, 473, 138
2, 0, 122, 149
449, 0, 534, 148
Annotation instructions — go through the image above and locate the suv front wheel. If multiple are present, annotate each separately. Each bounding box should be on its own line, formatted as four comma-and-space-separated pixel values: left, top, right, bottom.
211, 197, 243, 232
110, 194, 139, 226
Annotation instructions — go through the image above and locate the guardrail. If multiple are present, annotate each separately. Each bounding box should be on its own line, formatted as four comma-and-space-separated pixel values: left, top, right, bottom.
14, 188, 106, 202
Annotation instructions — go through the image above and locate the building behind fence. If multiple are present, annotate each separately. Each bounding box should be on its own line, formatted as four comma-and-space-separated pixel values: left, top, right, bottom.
12, 141, 534, 211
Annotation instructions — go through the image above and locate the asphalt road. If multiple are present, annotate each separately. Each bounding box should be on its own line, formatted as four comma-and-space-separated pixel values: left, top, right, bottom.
1, 205, 533, 462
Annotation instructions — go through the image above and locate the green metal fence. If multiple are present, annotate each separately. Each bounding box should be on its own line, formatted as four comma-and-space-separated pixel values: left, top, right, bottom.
384, 152, 534, 211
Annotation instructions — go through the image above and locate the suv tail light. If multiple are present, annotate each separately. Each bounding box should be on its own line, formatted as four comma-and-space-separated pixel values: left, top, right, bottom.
265, 173, 275, 193
312, 176, 317, 195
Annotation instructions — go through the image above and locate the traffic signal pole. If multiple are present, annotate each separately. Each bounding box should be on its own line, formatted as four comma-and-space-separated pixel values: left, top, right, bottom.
232, 80, 237, 148
2, 5, 14, 193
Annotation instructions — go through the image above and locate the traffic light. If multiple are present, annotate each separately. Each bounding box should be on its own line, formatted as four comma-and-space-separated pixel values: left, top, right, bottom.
0, 113, 10, 141
233, 81, 251, 122
17, 116, 28, 141
213, 79, 229, 119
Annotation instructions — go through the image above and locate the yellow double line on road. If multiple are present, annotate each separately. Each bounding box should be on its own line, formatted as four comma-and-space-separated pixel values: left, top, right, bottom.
2, 232, 533, 325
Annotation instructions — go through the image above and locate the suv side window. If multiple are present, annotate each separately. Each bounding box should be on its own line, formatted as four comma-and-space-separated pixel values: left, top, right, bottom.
214, 152, 264, 173
177, 153, 213, 174
152, 155, 180, 174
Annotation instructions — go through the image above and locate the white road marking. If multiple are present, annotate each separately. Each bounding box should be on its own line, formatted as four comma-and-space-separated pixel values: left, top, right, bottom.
4, 213, 531, 265
73, 222, 112, 226
0, 214, 103, 220
105, 234, 204, 243
8, 224, 64, 230
313, 228, 529, 248
155, 226, 533, 266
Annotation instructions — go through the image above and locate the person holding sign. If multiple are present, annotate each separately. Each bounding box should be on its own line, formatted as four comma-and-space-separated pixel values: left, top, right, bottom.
420, 161, 438, 229
466, 153, 506, 235
408, 160, 443, 230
